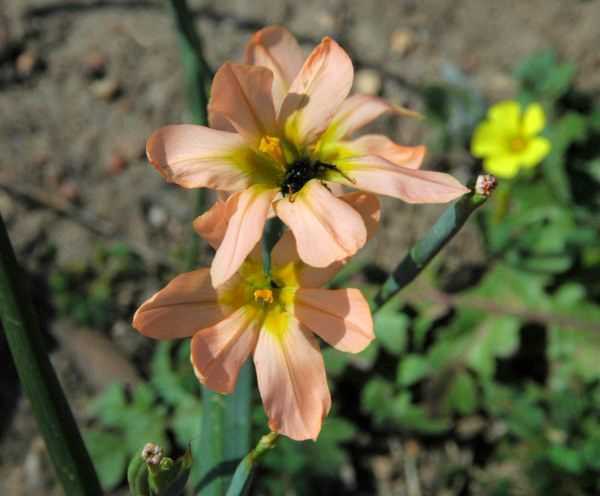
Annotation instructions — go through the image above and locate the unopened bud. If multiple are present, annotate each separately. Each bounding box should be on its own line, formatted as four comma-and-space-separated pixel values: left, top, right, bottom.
475, 174, 497, 197
141, 443, 163, 466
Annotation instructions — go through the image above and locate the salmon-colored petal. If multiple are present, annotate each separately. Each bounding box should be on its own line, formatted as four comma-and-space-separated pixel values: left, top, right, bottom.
279, 37, 353, 147
275, 180, 366, 268
294, 288, 373, 352
321, 94, 420, 143
208, 63, 277, 147
273, 191, 380, 287
344, 135, 425, 169
146, 125, 252, 191
191, 306, 259, 394
244, 26, 305, 112
208, 111, 237, 133
336, 155, 469, 203
193, 194, 239, 249
211, 186, 278, 286
254, 317, 331, 441
132, 269, 228, 340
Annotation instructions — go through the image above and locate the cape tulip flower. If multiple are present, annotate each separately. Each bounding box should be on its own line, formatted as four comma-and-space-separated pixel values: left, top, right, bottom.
133, 192, 380, 441
471, 100, 551, 179
147, 26, 468, 286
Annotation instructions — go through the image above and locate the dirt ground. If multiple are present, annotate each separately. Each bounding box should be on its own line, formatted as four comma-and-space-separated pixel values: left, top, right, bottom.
1, 0, 600, 494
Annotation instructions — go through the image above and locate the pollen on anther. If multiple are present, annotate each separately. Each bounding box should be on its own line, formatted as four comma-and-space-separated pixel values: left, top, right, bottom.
254, 288, 274, 304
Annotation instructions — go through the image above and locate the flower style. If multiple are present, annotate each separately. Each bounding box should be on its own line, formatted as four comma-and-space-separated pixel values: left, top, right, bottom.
471, 100, 551, 179
146, 26, 468, 286
133, 192, 380, 441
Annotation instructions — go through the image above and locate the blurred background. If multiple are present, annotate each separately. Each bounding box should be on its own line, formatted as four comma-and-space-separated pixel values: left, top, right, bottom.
2, 0, 600, 494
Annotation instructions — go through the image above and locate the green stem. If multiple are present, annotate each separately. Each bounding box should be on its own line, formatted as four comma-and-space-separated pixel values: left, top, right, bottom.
225, 432, 279, 496
373, 176, 495, 311
168, 0, 211, 270
167, 0, 211, 126
185, 188, 207, 270
262, 217, 284, 278
0, 213, 102, 495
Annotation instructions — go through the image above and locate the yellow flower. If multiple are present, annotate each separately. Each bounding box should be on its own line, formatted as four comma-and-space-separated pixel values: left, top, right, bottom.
471, 100, 551, 179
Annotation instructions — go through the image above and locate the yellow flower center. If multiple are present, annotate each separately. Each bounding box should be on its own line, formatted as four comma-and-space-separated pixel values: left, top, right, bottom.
259, 135, 285, 165
218, 260, 300, 340
510, 136, 528, 153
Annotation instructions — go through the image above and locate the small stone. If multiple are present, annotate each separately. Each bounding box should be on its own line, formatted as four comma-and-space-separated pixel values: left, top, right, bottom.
0, 191, 15, 220
90, 78, 121, 101
58, 180, 81, 203
24, 438, 50, 492
354, 69, 382, 96
390, 29, 415, 56
457, 415, 486, 439
15, 49, 41, 78
316, 12, 335, 31
82, 50, 107, 79
148, 205, 167, 228
107, 151, 128, 175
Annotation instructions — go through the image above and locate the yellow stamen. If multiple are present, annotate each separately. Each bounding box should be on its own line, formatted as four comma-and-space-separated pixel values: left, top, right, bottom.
510, 136, 527, 152
259, 135, 285, 165
254, 288, 274, 304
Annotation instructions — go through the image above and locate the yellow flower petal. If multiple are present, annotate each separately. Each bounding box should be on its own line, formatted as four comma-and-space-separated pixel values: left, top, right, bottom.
488, 101, 521, 135
471, 122, 510, 157
483, 155, 521, 179
522, 103, 546, 137
520, 137, 551, 168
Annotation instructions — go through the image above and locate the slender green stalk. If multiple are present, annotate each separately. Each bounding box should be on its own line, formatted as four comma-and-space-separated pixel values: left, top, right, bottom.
373, 175, 496, 311
0, 213, 102, 495
167, 0, 211, 270
262, 217, 284, 278
225, 432, 279, 496
167, 0, 211, 126
185, 187, 207, 269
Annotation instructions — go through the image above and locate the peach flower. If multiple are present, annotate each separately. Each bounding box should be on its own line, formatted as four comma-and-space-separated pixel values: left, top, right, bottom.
133, 192, 379, 441
147, 26, 468, 286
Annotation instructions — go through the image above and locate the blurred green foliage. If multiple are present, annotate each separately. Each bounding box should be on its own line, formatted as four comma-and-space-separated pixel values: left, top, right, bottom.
50, 243, 145, 329
84, 342, 201, 491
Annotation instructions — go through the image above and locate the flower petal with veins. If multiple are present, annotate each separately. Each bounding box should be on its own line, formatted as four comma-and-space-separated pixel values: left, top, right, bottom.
254, 316, 331, 441
275, 180, 366, 267
244, 25, 305, 111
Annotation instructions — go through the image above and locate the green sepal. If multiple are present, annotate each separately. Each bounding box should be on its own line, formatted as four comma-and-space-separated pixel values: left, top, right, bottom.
127, 452, 151, 496
149, 449, 193, 496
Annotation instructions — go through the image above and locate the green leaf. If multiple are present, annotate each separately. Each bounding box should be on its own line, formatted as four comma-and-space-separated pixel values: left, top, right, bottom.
467, 316, 520, 378
172, 396, 202, 447
543, 112, 589, 202
397, 355, 431, 386
355, 340, 379, 369
390, 393, 451, 434
322, 347, 351, 377
151, 342, 196, 406
85, 430, 128, 491
515, 50, 575, 103
88, 383, 127, 427
375, 308, 409, 355
546, 445, 583, 474
361, 378, 394, 420
446, 371, 478, 415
